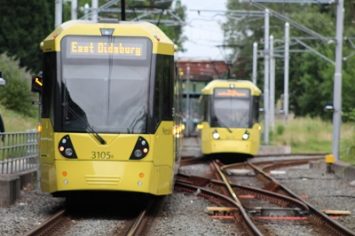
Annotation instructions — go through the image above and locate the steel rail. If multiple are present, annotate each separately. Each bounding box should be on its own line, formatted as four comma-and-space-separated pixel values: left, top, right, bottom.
254, 153, 327, 158
210, 161, 263, 236
255, 159, 321, 172
125, 199, 154, 236
222, 158, 323, 171
248, 162, 355, 236
24, 209, 67, 236
177, 173, 309, 212
175, 180, 263, 236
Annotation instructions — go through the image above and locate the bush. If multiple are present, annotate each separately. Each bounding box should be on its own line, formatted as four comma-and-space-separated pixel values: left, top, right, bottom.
343, 108, 355, 122
276, 124, 284, 136
0, 53, 36, 117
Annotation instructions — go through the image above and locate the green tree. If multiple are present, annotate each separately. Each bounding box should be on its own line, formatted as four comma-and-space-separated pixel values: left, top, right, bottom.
0, 54, 36, 117
0, 0, 54, 72
223, 1, 355, 120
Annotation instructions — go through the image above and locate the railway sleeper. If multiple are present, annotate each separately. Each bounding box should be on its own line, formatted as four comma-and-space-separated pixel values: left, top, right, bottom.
247, 206, 309, 217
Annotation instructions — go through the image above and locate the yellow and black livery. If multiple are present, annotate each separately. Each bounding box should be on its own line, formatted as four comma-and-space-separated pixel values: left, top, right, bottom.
35, 20, 182, 196
199, 80, 261, 156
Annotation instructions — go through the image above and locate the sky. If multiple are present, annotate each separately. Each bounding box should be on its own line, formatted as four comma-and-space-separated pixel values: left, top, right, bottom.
177, 0, 227, 60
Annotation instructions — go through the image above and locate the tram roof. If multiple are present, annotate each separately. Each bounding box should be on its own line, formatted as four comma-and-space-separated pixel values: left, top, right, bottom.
41, 20, 174, 55
201, 79, 261, 96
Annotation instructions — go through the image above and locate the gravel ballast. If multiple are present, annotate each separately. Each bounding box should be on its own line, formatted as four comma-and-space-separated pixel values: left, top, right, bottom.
274, 163, 355, 232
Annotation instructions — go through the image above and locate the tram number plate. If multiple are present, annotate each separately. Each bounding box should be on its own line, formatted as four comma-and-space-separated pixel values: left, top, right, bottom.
91, 151, 113, 160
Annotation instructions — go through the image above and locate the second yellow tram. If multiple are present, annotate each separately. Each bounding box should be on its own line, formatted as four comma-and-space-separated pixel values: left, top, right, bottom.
199, 80, 262, 156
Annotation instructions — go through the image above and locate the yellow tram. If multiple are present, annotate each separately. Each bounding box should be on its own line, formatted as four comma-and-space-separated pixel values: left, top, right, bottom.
198, 80, 261, 156
33, 20, 182, 196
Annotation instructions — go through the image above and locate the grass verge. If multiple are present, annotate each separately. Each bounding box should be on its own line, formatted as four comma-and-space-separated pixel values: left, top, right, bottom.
270, 116, 355, 165
0, 104, 38, 132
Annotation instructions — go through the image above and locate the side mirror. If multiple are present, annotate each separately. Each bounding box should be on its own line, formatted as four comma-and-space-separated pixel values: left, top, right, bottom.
0, 72, 5, 86
31, 75, 43, 93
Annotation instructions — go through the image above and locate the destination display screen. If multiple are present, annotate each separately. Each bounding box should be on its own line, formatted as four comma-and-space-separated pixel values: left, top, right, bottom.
214, 88, 250, 98
62, 36, 150, 60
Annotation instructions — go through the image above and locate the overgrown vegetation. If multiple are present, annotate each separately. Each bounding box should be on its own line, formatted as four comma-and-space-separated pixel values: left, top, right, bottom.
271, 117, 355, 164
0, 104, 38, 132
0, 54, 37, 117
0, 0, 54, 72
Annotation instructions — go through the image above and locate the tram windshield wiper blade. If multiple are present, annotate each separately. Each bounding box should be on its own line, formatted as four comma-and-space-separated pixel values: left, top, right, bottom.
86, 125, 106, 145
217, 119, 232, 133
66, 105, 107, 145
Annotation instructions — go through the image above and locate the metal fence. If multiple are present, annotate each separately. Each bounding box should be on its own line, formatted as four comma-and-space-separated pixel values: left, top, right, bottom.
0, 131, 39, 175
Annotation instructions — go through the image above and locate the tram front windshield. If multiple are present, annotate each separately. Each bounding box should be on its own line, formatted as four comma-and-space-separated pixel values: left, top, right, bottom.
211, 88, 251, 128
60, 36, 152, 133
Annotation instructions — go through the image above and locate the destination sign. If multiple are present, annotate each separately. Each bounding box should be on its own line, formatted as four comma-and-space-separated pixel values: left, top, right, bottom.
214, 88, 250, 98
63, 36, 150, 60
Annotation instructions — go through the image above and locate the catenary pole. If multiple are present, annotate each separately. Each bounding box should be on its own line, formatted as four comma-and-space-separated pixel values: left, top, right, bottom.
55, 0, 62, 27
332, 0, 344, 160
263, 9, 270, 144
252, 42, 258, 84
121, 0, 126, 20
92, 0, 98, 22
71, 0, 77, 20
284, 22, 290, 120
185, 66, 191, 137
269, 35, 275, 129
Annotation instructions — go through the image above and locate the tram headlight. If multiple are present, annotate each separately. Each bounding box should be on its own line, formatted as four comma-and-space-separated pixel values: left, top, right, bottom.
212, 131, 220, 140
130, 136, 149, 160
134, 149, 143, 158
242, 131, 250, 140
58, 135, 77, 159
64, 148, 74, 157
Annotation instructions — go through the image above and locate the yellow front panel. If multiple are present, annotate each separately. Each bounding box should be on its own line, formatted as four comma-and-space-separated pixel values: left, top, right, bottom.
53, 161, 171, 195
40, 120, 176, 195
201, 122, 261, 155
54, 133, 153, 161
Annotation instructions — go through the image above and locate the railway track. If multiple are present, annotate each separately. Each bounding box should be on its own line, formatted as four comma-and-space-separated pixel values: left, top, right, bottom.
23, 197, 159, 236
177, 155, 355, 235
24, 209, 70, 236
23, 154, 352, 235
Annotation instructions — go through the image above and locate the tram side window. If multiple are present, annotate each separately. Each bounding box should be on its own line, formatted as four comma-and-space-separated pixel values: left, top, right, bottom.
153, 55, 174, 129
41, 53, 56, 119
200, 96, 208, 122
252, 97, 260, 123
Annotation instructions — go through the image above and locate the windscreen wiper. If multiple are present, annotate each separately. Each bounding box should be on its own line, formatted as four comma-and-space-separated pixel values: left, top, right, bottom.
217, 118, 233, 133
65, 104, 107, 145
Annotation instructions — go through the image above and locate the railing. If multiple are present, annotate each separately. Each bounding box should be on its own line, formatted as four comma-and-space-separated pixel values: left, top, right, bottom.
0, 131, 39, 175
